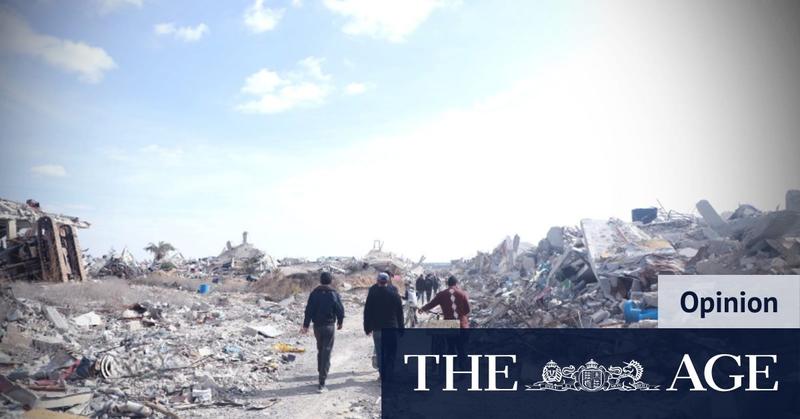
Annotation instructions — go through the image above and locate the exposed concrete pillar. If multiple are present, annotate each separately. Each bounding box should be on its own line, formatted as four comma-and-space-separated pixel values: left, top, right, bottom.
5, 219, 17, 240
242, 231, 248, 245
787, 190, 800, 212
696, 200, 730, 236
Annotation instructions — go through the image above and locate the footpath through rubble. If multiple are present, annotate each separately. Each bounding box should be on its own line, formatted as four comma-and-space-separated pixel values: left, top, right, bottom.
0, 278, 379, 418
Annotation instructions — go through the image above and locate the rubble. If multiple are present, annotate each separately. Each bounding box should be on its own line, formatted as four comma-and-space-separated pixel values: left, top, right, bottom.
209, 231, 276, 277
452, 191, 800, 328
0, 276, 368, 417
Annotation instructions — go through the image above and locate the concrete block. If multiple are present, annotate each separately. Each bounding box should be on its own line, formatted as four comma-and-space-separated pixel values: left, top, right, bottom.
787, 190, 800, 212
43, 307, 69, 331
696, 200, 730, 236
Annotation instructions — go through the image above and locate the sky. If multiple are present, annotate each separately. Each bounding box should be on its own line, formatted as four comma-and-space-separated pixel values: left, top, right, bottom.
1, 0, 799, 262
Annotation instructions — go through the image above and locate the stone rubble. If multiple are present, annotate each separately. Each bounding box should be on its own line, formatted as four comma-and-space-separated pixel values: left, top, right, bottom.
0, 279, 363, 417
451, 192, 800, 328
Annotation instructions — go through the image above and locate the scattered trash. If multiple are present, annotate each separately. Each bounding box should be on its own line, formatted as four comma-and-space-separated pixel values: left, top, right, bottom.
273, 343, 305, 353
192, 387, 213, 403
223, 345, 242, 354
623, 300, 658, 323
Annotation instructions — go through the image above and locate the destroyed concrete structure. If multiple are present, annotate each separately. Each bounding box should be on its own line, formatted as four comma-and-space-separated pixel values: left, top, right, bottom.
0, 198, 90, 282
212, 231, 276, 276
453, 191, 800, 328
0, 275, 353, 417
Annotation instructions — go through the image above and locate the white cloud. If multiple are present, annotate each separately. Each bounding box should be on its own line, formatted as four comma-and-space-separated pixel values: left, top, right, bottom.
30, 164, 67, 177
154, 22, 209, 42
322, 0, 451, 42
0, 11, 116, 83
290, 0, 303, 7
237, 56, 332, 114
244, 0, 285, 33
344, 82, 367, 95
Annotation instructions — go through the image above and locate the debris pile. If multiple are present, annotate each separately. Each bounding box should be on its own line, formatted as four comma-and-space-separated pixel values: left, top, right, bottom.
0, 278, 364, 417
454, 191, 800, 328
207, 231, 276, 277
0, 198, 90, 282
88, 248, 145, 279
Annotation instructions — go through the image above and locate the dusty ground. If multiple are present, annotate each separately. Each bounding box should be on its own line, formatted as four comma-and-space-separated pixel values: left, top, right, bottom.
192, 307, 381, 419
2, 278, 382, 418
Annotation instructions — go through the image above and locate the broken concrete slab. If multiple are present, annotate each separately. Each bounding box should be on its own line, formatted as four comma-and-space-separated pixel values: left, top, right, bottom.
32, 335, 68, 353
546, 227, 564, 250
741, 210, 800, 248
0, 324, 32, 351
0, 374, 38, 409
34, 392, 92, 410
590, 309, 610, 324
43, 307, 69, 331
72, 311, 103, 327
243, 324, 283, 338
696, 199, 730, 236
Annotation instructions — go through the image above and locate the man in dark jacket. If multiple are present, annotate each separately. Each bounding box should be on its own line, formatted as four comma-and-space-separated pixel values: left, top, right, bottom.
424, 274, 435, 303
301, 272, 345, 392
364, 272, 404, 380
415, 274, 426, 303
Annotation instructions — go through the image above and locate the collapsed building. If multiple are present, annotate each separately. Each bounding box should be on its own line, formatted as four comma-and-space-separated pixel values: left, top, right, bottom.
212, 231, 276, 275
0, 198, 89, 282
453, 190, 800, 328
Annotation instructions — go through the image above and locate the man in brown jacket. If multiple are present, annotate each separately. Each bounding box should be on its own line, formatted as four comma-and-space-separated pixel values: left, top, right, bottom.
418, 275, 470, 328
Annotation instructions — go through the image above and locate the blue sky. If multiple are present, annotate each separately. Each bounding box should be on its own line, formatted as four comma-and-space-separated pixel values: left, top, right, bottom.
1, 0, 798, 261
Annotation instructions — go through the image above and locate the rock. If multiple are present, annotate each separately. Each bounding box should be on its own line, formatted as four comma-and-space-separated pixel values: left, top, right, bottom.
243, 324, 283, 338
546, 227, 564, 250
1, 324, 32, 350
642, 292, 658, 308
192, 388, 213, 403
121, 309, 140, 319
590, 309, 610, 324
73, 311, 103, 327
278, 295, 294, 307
43, 306, 69, 331
32, 336, 68, 353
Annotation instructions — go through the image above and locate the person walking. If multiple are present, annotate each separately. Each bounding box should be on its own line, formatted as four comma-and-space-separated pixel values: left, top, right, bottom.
418, 275, 471, 328
301, 272, 345, 392
402, 278, 419, 327
364, 272, 404, 380
415, 274, 426, 303
424, 273, 434, 304
432, 273, 441, 294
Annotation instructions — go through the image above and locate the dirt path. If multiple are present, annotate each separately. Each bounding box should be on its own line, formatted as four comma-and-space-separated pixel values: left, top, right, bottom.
195, 296, 381, 418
